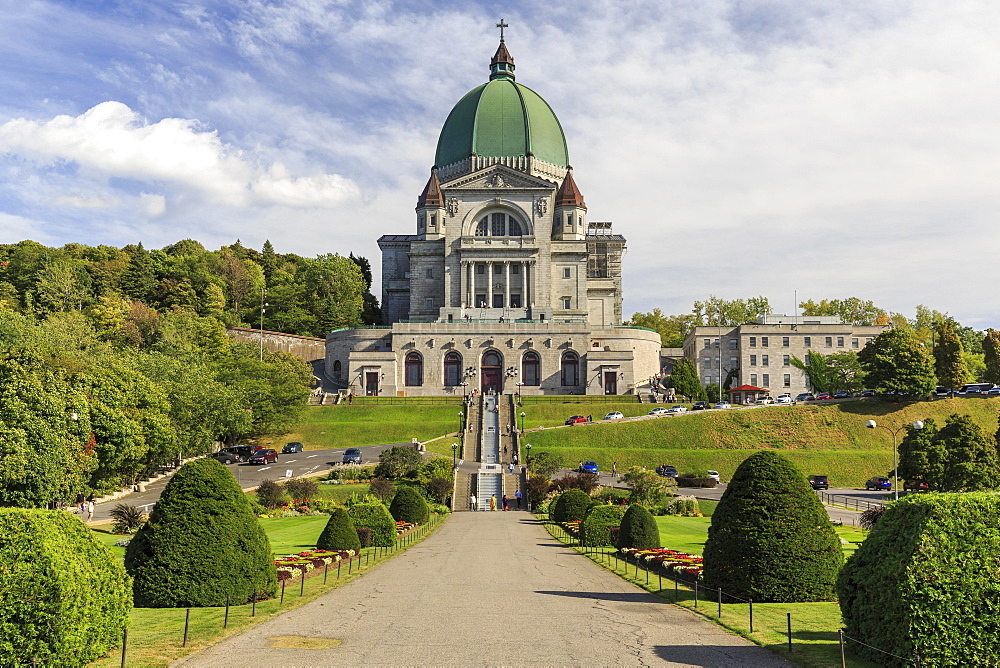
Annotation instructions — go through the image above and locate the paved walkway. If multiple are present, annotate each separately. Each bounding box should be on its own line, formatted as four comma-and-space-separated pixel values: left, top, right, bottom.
182, 512, 789, 667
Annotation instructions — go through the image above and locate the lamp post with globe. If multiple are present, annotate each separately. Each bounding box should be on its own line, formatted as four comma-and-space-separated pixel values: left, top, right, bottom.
866, 419, 924, 501
451, 442, 458, 469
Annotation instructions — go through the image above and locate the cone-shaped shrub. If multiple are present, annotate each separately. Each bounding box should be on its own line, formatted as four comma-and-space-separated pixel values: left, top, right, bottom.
0, 509, 131, 666
316, 508, 361, 551
615, 504, 660, 549
838, 493, 1000, 665
389, 486, 430, 524
581, 504, 626, 546
551, 488, 591, 523
347, 502, 396, 547
125, 458, 277, 607
702, 451, 842, 602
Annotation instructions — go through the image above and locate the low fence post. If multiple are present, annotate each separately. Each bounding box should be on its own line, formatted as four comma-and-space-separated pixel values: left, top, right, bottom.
324, 561, 329, 584
838, 629, 846, 668
120, 628, 127, 668
717, 588, 722, 618
280, 579, 286, 603
674, 578, 678, 602
300, 572, 305, 596
252, 590, 257, 617
224, 595, 230, 628
786, 612, 792, 653
694, 580, 699, 609
749, 598, 753, 633
338, 560, 342, 579
182, 608, 190, 647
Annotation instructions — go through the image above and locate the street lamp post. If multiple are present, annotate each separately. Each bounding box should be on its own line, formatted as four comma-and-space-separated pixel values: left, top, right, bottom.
458, 411, 464, 434
519, 411, 525, 432
866, 419, 924, 501
524, 443, 532, 471
451, 442, 458, 469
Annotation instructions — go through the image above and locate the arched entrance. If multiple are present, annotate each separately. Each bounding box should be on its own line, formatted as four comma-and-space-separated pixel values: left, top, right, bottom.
481, 350, 503, 394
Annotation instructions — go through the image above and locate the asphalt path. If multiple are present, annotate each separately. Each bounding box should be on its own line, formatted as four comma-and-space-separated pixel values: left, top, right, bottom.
182, 511, 790, 667
88, 444, 403, 523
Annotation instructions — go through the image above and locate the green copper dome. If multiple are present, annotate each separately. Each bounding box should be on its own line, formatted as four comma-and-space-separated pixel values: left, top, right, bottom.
434, 52, 569, 169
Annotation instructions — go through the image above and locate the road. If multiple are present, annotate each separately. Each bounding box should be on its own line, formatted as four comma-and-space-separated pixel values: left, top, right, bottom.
88, 443, 404, 523
181, 511, 790, 667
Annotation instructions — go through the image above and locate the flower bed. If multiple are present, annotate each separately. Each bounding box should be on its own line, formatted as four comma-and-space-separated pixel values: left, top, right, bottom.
395, 520, 417, 535
563, 521, 581, 538
274, 549, 357, 582
619, 547, 704, 580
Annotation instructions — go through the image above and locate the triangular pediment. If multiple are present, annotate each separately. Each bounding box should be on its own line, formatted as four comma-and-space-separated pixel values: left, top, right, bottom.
444, 164, 557, 191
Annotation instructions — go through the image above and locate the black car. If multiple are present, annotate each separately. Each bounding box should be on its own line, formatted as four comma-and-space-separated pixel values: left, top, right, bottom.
282, 442, 304, 454
809, 475, 829, 490
691, 401, 709, 411
656, 464, 679, 478
210, 446, 262, 464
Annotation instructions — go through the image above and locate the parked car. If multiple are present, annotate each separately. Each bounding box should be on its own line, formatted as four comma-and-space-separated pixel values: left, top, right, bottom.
904, 480, 930, 492
580, 461, 599, 474
713, 401, 732, 409
756, 396, 774, 404
775, 395, 793, 405
990, 387, 1000, 396
666, 405, 688, 414
603, 411, 624, 420
211, 445, 262, 464
808, 475, 829, 490
833, 390, 850, 399
796, 393, 816, 402
648, 407, 669, 416
935, 386, 952, 397
656, 464, 679, 478
860, 390, 875, 397
691, 401, 710, 411
816, 393, 832, 401
248, 448, 278, 465
707, 470, 721, 482
565, 415, 587, 425
282, 442, 304, 454
343, 447, 363, 464
865, 476, 891, 491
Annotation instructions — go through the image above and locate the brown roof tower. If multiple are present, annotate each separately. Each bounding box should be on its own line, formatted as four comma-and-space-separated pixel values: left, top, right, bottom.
416, 168, 444, 208
555, 167, 587, 209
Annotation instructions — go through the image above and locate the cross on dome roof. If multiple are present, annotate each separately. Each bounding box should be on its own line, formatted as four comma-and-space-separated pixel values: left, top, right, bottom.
496, 18, 508, 41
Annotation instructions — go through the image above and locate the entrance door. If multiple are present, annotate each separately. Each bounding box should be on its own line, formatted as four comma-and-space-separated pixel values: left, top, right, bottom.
365, 372, 379, 396
604, 371, 618, 395
481, 351, 503, 394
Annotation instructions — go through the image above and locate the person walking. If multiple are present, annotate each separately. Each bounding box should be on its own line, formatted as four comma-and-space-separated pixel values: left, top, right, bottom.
470, 493, 477, 511
508, 462, 514, 475
515, 489, 523, 509
75, 491, 85, 514
612, 462, 618, 476
502, 495, 509, 511
86, 500, 95, 521
489, 494, 497, 511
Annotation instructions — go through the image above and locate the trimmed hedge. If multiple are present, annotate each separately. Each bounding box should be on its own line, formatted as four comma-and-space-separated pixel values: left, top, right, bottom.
550, 489, 592, 523
838, 493, 1000, 666
702, 451, 842, 603
389, 486, 430, 525
316, 508, 361, 552
677, 477, 718, 488
125, 458, 277, 607
616, 504, 660, 549
581, 504, 627, 546
0, 509, 132, 666
347, 502, 396, 547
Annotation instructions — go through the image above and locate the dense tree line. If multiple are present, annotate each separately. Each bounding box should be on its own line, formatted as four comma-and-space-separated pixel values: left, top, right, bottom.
0, 239, 381, 338
0, 307, 311, 507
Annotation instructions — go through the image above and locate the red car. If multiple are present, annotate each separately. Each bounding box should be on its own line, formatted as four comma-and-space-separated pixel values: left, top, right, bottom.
248, 449, 278, 465
565, 415, 587, 425
816, 393, 833, 400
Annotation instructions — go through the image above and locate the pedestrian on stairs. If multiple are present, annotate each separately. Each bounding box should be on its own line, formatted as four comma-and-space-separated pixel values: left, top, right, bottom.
515, 490, 523, 509
470, 493, 477, 511
508, 462, 514, 475
502, 495, 509, 511
489, 494, 497, 511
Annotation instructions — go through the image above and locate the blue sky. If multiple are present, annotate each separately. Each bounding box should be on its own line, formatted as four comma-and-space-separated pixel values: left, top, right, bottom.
1, 1, 998, 328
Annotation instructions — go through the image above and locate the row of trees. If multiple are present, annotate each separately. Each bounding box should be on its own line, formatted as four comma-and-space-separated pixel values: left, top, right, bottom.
897, 415, 1000, 491
0, 308, 311, 507
0, 238, 380, 338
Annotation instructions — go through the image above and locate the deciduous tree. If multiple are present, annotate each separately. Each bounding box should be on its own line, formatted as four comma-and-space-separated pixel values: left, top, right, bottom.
934, 320, 969, 389
857, 328, 936, 399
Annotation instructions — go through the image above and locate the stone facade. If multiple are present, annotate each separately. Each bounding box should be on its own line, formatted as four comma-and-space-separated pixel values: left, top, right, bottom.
682, 315, 889, 399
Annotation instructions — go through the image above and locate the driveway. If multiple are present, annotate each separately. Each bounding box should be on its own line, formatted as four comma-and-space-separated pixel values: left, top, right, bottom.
181, 511, 789, 666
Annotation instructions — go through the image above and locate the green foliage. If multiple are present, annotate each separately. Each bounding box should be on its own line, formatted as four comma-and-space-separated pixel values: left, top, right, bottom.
580, 504, 626, 546
255, 479, 288, 509
0, 508, 132, 666
109, 503, 147, 534
525, 474, 552, 510
347, 502, 396, 547
984, 329, 1000, 385
550, 488, 592, 523
896, 418, 943, 489
667, 357, 705, 401
798, 297, 885, 325
618, 466, 675, 504
937, 414, 999, 491
615, 504, 660, 549
838, 493, 1000, 666
368, 477, 395, 502
691, 295, 770, 326
315, 508, 361, 552
375, 446, 423, 479
790, 351, 865, 395
417, 456, 454, 484
125, 458, 277, 607
388, 486, 430, 524
626, 308, 696, 347
858, 328, 936, 399
934, 320, 969, 389
702, 451, 843, 602
705, 383, 721, 403
527, 450, 562, 478
425, 477, 453, 504
283, 478, 319, 501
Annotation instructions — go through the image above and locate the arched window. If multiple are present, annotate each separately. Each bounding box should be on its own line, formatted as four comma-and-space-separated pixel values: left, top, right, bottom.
491, 212, 506, 236
473, 212, 527, 237
508, 220, 522, 236
333, 360, 343, 379
522, 351, 540, 386
443, 351, 462, 386
405, 352, 423, 386
475, 219, 489, 236
560, 351, 579, 386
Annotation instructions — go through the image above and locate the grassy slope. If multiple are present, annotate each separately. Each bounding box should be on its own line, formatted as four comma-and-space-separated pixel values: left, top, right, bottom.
523, 397, 1000, 487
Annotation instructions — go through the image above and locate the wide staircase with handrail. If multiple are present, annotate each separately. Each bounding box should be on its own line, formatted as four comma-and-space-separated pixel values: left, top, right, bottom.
452, 393, 527, 511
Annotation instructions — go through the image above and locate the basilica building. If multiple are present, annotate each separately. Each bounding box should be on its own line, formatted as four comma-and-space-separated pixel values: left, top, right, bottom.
325, 33, 660, 397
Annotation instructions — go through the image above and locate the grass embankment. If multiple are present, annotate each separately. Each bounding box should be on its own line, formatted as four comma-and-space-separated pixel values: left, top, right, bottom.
88, 514, 445, 667
523, 397, 1000, 487
545, 513, 873, 667
255, 403, 464, 455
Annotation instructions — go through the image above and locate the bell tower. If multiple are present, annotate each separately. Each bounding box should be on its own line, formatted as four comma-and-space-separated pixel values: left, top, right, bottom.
415, 168, 446, 241
552, 167, 586, 241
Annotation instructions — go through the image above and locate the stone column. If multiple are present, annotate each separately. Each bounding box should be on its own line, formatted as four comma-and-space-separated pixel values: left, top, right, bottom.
504, 261, 510, 310
485, 261, 493, 308
465, 261, 473, 308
